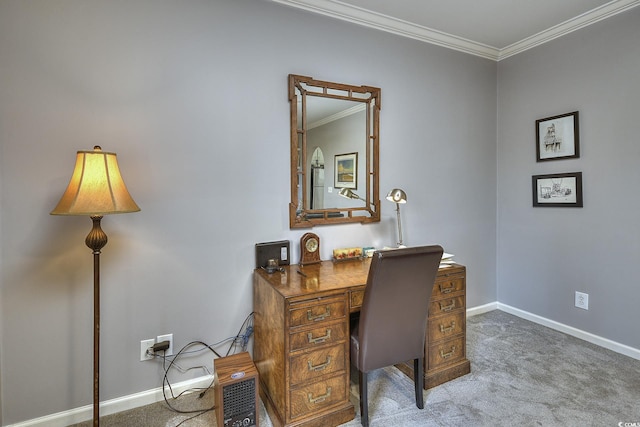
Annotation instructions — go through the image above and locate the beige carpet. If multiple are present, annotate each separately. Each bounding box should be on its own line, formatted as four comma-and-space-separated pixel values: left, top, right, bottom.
70, 310, 640, 426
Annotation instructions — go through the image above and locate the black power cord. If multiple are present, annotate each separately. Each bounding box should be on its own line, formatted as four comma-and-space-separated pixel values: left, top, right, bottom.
158, 312, 255, 426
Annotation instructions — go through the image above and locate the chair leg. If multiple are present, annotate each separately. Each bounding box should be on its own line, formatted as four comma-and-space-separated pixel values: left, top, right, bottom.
414, 358, 424, 409
359, 370, 369, 427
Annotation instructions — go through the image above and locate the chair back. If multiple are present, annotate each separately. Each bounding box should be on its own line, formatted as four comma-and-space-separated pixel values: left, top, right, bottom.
355, 245, 443, 372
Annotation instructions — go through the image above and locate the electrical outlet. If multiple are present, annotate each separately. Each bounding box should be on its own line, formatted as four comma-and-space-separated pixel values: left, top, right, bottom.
157, 333, 174, 356
575, 291, 589, 310
140, 339, 155, 361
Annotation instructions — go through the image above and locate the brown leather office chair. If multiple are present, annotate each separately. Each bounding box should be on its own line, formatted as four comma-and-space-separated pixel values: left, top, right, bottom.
350, 245, 444, 427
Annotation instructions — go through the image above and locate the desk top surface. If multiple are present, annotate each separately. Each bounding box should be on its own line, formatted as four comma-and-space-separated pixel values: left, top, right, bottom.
254, 259, 371, 298
254, 259, 464, 299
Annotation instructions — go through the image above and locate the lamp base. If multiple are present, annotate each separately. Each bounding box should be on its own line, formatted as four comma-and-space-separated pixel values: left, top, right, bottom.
86, 215, 107, 254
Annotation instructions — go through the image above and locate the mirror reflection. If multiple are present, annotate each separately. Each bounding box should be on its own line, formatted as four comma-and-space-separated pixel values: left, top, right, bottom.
289, 74, 381, 228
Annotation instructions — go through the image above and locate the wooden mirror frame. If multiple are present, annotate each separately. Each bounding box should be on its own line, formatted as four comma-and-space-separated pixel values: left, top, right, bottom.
289, 74, 381, 228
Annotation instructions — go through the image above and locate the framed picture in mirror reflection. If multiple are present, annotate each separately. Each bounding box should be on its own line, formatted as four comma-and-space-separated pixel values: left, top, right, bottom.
335, 152, 357, 189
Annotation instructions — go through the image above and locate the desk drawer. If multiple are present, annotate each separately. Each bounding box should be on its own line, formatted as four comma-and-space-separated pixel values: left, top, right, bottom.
429, 296, 465, 317
349, 290, 364, 311
432, 277, 464, 298
290, 321, 347, 352
289, 374, 347, 420
289, 298, 346, 328
290, 344, 346, 385
428, 336, 465, 369
428, 312, 464, 343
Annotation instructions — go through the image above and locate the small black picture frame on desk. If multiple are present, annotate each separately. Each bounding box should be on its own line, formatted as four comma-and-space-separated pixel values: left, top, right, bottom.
255, 240, 290, 269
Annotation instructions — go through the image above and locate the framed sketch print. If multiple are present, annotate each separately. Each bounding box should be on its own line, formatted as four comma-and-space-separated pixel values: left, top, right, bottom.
532, 172, 583, 207
536, 111, 579, 161
335, 152, 357, 189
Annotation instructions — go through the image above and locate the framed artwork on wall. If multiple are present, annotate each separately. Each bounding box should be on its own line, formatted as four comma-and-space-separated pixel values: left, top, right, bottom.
532, 172, 583, 207
536, 111, 580, 161
335, 152, 357, 189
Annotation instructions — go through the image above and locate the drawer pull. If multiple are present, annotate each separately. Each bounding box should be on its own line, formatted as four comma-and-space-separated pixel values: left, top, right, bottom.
307, 307, 330, 322
440, 346, 457, 359
307, 329, 332, 344
308, 387, 332, 404
307, 356, 332, 372
439, 321, 456, 334
439, 300, 456, 312
439, 283, 455, 294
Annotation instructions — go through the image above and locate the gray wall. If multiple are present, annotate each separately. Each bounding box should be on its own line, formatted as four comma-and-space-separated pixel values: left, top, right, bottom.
0, 0, 497, 424
497, 8, 640, 348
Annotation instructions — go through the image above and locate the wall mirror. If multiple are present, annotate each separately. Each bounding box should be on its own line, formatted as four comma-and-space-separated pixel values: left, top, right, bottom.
289, 74, 380, 228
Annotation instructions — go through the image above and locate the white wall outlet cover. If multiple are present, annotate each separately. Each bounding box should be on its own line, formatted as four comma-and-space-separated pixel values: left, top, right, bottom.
575, 291, 589, 310
140, 339, 155, 361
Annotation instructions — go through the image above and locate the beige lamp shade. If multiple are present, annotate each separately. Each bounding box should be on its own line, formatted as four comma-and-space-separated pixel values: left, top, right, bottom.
50, 146, 140, 216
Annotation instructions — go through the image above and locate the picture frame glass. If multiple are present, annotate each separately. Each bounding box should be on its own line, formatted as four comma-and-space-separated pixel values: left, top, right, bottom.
536, 111, 579, 161
536, 177, 577, 204
334, 152, 357, 189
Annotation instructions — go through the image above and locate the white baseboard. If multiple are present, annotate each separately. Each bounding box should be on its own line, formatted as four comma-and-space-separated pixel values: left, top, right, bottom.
466, 301, 498, 317
5, 375, 213, 427
467, 302, 640, 361
10, 303, 640, 426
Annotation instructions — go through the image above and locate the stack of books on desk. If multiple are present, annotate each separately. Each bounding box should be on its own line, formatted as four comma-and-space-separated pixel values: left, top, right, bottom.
440, 252, 455, 268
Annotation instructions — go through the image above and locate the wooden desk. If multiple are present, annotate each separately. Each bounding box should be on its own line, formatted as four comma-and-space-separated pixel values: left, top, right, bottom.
253, 259, 469, 427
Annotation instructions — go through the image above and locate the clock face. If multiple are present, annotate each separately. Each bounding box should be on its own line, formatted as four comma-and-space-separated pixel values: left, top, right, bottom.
305, 237, 319, 253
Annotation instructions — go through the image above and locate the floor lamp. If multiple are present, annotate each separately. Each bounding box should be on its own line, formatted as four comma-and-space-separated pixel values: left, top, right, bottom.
386, 188, 407, 247
51, 146, 140, 426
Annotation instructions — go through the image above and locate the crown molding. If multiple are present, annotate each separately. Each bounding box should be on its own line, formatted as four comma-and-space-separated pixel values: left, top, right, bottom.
271, 0, 640, 62
498, 0, 640, 60
309, 103, 365, 129
271, 0, 500, 61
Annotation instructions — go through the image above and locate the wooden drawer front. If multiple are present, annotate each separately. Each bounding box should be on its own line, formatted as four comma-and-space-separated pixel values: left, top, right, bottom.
289, 375, 347, 420
290, 344, 346, 385
432, 277, 464, 298
428, 336, 465, 369
429, 296, 465, 317
349, 290, 364, 312
289, 299, 346, 328
289, 321, 347, 352
428, 312, 465, 344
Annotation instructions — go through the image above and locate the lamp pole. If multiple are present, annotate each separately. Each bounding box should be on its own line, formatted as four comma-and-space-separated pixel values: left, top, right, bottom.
86, 215, 107, 426
394, 203, 404, 247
